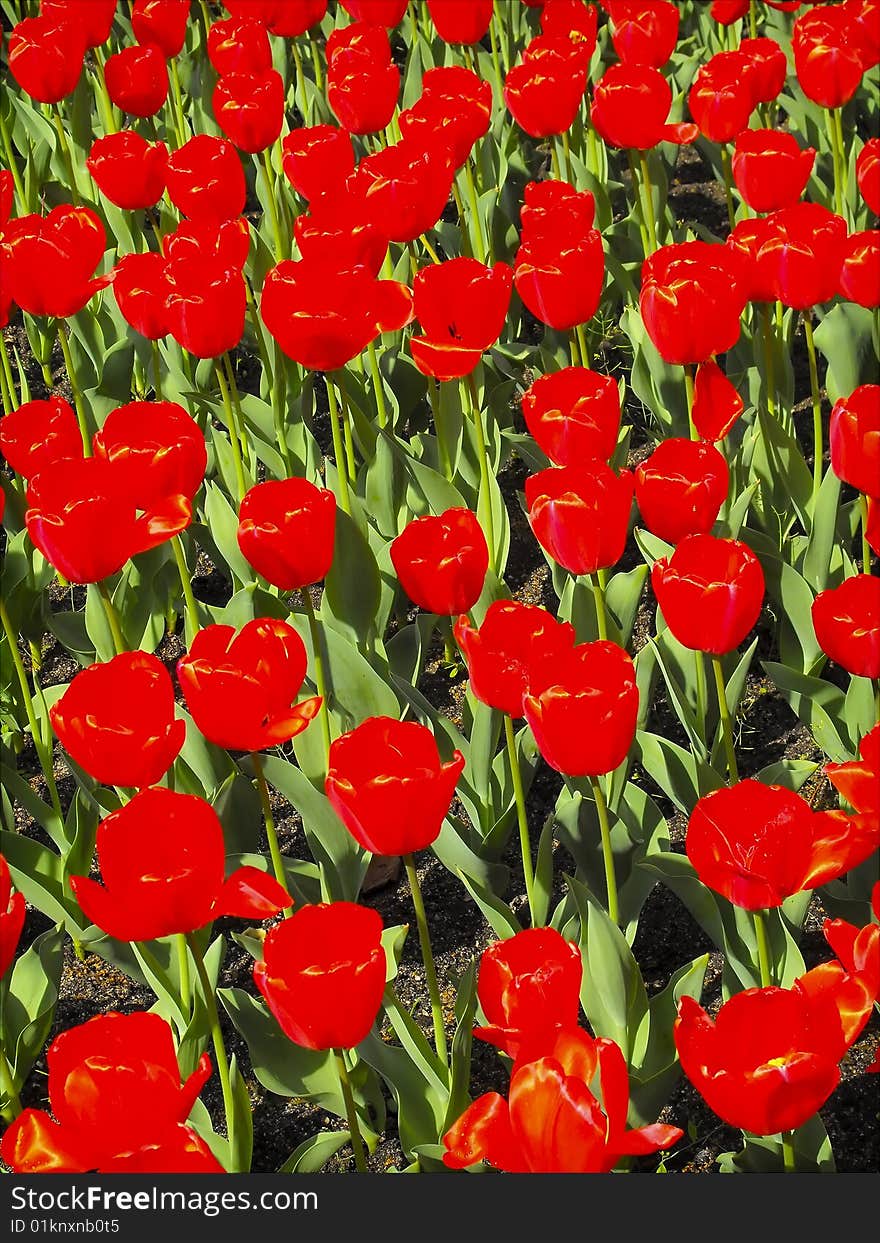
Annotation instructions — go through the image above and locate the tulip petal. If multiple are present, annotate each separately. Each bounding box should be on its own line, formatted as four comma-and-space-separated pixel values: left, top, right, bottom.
692, 360, 744, 442
215, 866, 292, 919
0, 1110, 91, 1173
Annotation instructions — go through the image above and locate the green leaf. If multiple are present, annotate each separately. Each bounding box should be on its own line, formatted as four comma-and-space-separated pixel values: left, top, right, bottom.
323, 507, 381, 647
762, 661, 851, 760
635, 731, 724, 813
2, 923, 65, 1092
813, 302, 876, 403
277, 1130, 352, 1174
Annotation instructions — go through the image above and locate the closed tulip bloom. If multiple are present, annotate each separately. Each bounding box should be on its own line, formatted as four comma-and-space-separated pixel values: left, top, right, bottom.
687, 780, 880, 910
793, 5, 868, 109
104, 44, 169, 117
177, 619, 322, 753
523, 639, 639, 777
515, 233, 605, 332
7, 16, 86, 103
453, 601, 576, 718
519, 179, 597, 243
162, 216, 251, 271
856, 138, 880, 215
293, 185, 388, 275
688, 51, 758, 143
131, 0, 191, 58
41, 0, 117, 48
725, 217, 779, 305
165, 135, 246, 221
731, 130, 816, 214
760, 203, 848, 309
410, 258, 513, 381
640, 241, 748, 365
504, 37, 589, 138
164, 254, 246, 358
427, 0, 494, 43
352, 139, 456, 246
443, 1027, 683, 1172
541, 0, 599, 51
260, 259, 413, 371
326, 23, 400, 135
340, 0, 408, 22
239, 0, 327, 36
829, 384, 880, 498
0, 1012, 223, 1174
49, 652, 186, 788
635, 439, 729, 545
213, 70, 284, 153
839, 231, 880, 309
237, 477, 337, 590
651, 534, 765, 654
1, 206, 109, 320
254, 902, 386, 1050
25, 457, 190, 583
399, 67, 493, 170
70, 787, 292, 941
739, 37, 788, 104
86, 131, 168, 210
521, 367, 621, 466
92, 401, 207, 509
472, 927, 583, 1057
526, 464, 633, 576
206, 16, 273, 74
606, 0, 679, 68
326, 716, 465, 855
391, 507, 489, 615
691, 359, 745, 442
0, 397, 82, 480
0, 855, 26, 981
812, 574, 880, 679
590, 63, 698, 150
826, 724, 880, 821
281, 126, 356, 200
111, 252, 172, 341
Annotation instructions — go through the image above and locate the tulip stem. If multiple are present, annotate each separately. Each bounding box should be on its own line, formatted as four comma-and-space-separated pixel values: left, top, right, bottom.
214, 359, 247, 502
590, 775, 620, 926
488, 13, 503, 97
712, 655, 739, 783
168, 59, 189, 149
550, 143, 562, 182
576, 323, 591, 368
324, 377, 352, 515
782, 1131, 796, 1173
0, 599, 62, 819
695, 649, 707, 741
0, 334, 17, 411
493, 1, 510, 73
260, 147, 285, 264
720, 146, 736, 232
466, 373, 498, 576
334, 1051, 369, 1173
803, 312, 823, 506
684, 363, 697, 441
170, 534, 200, 648
638, 151, 659, 252
753, 908, 773, 988
187, 934, 238, 1170
860, 494, 872, 576
464, 158, 487, 264
590, 571, 608, 641
301, 589, 332, 770
52, 106, 79, 206
748, 0, 758, 40
291, 39, 308, 123
761, 305, 776, 419
335, 377, 358, 486
252, 752, 293, 912
420, 234, 442, 265
309, 38, 324, 93
627, 151, 650, 259
404, 853, 448, 1064
0, 1043, 21, 1123
56, 324, 91, 456
432, 379, 453, 480
94, 580, 126, 656
176, 933, 191, 1018
367, 340, 389, 430
150, 338, 164, 399
505, 715, 536, 927
830, 107, 846, 222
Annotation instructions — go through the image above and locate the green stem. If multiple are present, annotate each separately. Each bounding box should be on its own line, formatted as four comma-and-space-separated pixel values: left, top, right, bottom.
753, 908, 773, 988
57, 324, 90, 455
591, 571, 608, 640
97, 580, 127, 655
550, 142, 562, 181
488, 10, 503, 97
712, 655, 739, 783
187, 934, 238, 1170
576, 323, 591, 369
803, 312, 823, 506
368, 339, 389, 430
762, 304, 776, 418
720, 145, 736, 231
782, 1131, 796, 1173
291, 39, 308, 122
684, 363, 697, 441
570, 328, 584, 368
466, 373, 497, 576
463, 158, 487, 264
404, 853, 448, 1063
309, 37, 324, 92
300, 590, 332, 772
151, 339, 163, 399
334, 1052, 369, 1173
168, 58, 188, 148
505, 715, 536, 927
93, 47, 117, 135
214, 359, 247, 502
0, 348, 13, 416
335, 375, 358, 485
493, 0, 510, 72
749, 0, 758, 40
638, 150, 659, 252
0, 334, 18, 412
252, 752, 293, 911
420, 233, 442, 265
0, 1044, 22, 1123
695, 648, 707, 742
170, 534, 199, 647
176, 932, 191, 1018
260, 147, 285, 263
52, 106, 79, 205
830, 107, 846, 222
324, 376, 351, 515
590, 775, 620, 926
860, 494, 872, 576
0, 599, 62, 818
627, 150, 650, 258
560, 129, 572, 185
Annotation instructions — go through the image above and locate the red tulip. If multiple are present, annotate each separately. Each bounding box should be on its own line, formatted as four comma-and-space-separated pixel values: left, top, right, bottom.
826, 725, 880, 821
521, 366, 621, 466
731, 130, 816, 214
1, 205, 109, 319
254, 902, 386, 1050
635, 439, 729, 545
519, 179, 597, 242
427, 0, 494, 44
523, 639, 639, 777
856, 138, 880, 215
177, 619, 322, 753
237, 0, 326, 37
260, 259, 413, 371
839, 231, 880, 309
87, 131, 168, 210
443, 1027, 683, 1172
165, 135, 246, 221
391, 507, 489, 615
326, 22, 400, 135
50, 652, 186, 788
399, 67, 493, 170
830, 384, 880, 499
541, 0, 599, 51
0, 397, 82, 480
339, 0, 408, 23
739, 37, 788, 104
691, 359, 744, 442
410, 258, 513, 381
7, 16, 86, 103
237, 477, 337, 590
605, 0, 679, 68
162, 216, 251, 270
326, 716, 465, 855
472, 927, 583, 1057
41, 0, 117, 48
651, 534, 765, 655
812, 574, 880, 679
293, 183, 388, 275
131, 0, 190, 59
0, 1012, 223, 1173
639, 241, 748, 365
91, 401, 206, 509
70, 787, 292, 941
352, 138, 456, 246
687, 780, 880, 910
590, 63, 698, 150
711, 0, 749, 25
688, 51, 758, 144
526, 463, 633, 576
206, 16, 273, 75
25, 457, 190, 583
454, 601, 576, 719
846, 0, 880, 71
164, 253, 246, 358
111, 252, 172, 341
514, 234, 604, 332
504, 35, 589, 138
793, 5, 868, 109
104, 44, 169, 117
0, 854, 26, 981
213, 70, 284, 153
281, 125, 356, 200
760, 203, 848, 310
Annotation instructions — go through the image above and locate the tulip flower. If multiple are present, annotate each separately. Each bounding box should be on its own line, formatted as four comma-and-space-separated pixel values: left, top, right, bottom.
472, 927, 583, 1058
521, 367, 621, 466
525, 463, 634, 578
504, 36, 589, 138
793, 5, 869, 110
823, 881, 880, 999
688, 51, 758, 143
0, 854, 26, 981
165, 135, 247, 221
164, 253, 246, 358
1, 205, 109, 320
399, 67, 493, 171
691, 359, 744, 442
410, 258, 513, 381
514, 232, 605, 333
541, 0, 599, 51
104, 44, 169, 117
739, 37, 788, 104
351, 138, 456, 245
829, 384, 880, 500
340, 0, 408, 23
162, 216, 251, 270
177, 618, 322, 753
0, 397, 83, 480
519, 179, 597, 242
293, 182, 388, 275
590, 63, 698, 151
131, 0, 190, 58
731, 130, 816, 214
91, 401, 207, 510
686, 780, 880, 911
760, 203, 848, 310
812, 574, 880, 679
839, 231, 880, 309
856, 138, 880, 215
427, 0, 494, 44
41, 0, 117, 48
605, 0, 680, 68
25, 457, 191, 584
391, 507, 489, 616
86, 131, 169, 210
49, 651, 186, 789
70, 787, 292, 942
651, 534, 765, 656
826, 724, 879, 823
6, 15, 86, 103
206, 16, 273, 75
237, 477, 337, 591
213, 69, 284, 153
635, 439, 729, 545
228, 0, 326, 36
112, 252, 172, 341
725, 217, 779, 306
326, 22, 400, 135
326, 716, 465, 856
443, 1027, 683, 1172
640, 241, 748, 365
281, 125, 356, 201
0, 1012, 224, 1173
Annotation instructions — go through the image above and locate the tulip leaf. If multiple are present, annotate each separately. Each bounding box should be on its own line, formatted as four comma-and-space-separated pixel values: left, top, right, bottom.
1, 922, 65, 1096
531, 813, 557, 930
813, 302, 876, 404
635, 731, 724, 814
228, 1053, 254, 1174
277, 1130, 353, 1175
628, 953, 709, 1128
0, 830, 87, 936
761, 662, 852, 761
323, 508, 382, 648
717, 1114, 835, 1174
455, 869, 521, 941
358, 1029, 449, 1160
